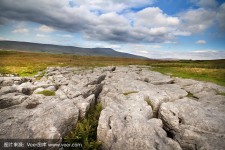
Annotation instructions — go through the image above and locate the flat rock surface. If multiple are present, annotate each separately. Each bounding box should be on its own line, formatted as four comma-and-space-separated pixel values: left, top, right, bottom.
0, 66, 225, 150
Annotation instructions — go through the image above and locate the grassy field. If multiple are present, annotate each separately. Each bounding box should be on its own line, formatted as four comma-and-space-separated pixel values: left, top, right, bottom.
149, 60, 225, 86
0, 50, 225, 86
0, 50, 150, 76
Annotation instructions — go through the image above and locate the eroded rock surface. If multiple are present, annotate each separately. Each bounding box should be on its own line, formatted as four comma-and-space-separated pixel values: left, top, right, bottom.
158, 78, 225, 150
97, 66, 187, 150
97, 66, 225, 150
0, 66, 225, 150
0, 67, 106, 141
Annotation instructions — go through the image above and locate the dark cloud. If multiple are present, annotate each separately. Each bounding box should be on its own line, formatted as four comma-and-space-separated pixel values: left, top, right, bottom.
0, 0, 95, 31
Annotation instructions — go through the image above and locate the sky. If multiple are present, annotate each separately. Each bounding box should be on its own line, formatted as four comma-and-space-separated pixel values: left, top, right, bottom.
0, 0, 225, 60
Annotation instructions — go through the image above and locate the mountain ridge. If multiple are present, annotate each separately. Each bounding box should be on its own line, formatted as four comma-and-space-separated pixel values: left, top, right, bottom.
0, 41, 147, 59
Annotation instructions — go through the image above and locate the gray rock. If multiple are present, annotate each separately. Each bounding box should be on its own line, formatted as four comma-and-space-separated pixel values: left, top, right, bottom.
140, 70, 174, 85
45, 85, 57, 91
97, 66, 185, 149
159, 98, 225, 150
0, 95, 79, 140
33, 87, 45, 94
0, 67, 107, 142
175, 77, 225, 94
98, 94, 181, 150
55, 88, 68, 100
85, 74, 106, 86
21, 87, 33, 95
103, 66, 116, 72
0, 86, 17, 95
0, 93, 28, 109
0, 77, 20, 86
71, 94, 96, 119
0, 77, 32, 86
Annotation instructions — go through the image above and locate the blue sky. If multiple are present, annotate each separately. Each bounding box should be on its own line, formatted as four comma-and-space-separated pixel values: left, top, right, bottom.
0, 0, 225, 59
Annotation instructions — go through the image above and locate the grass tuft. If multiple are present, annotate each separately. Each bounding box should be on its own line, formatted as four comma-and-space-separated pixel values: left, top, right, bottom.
217, 92, 225, 96
64, 102, 103, 150
145, 100, 154, 110
186, 92, 199, 99
36, 71, 46, 80
37, 90, 55, 96
123, 91, 138, 96
187, 92, 194, 98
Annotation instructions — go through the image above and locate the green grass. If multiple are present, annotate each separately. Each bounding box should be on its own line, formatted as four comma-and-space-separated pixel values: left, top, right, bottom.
152, 67, 225, 86
123, 91, 138, 95
217, 92, 225, 96
145, 99, 153, 110
186, 92, 199, 99
148, 60, 225, 86
147, 59, 225, 69
0, 50, 150, 77
37, 90, 55, 96
64, 102, 103, 150
151, 64, 225, 86
187, 92, 194, 98
35, 71, 46, 80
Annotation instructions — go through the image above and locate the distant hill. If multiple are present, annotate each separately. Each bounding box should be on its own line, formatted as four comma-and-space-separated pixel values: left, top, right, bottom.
0, 41, 147, 59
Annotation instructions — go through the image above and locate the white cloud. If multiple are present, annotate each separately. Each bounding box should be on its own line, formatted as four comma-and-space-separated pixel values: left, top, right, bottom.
81, 41, 122, 50
38, 25, 54, 32
36, 34, 47, 37
149, 27, 168, 35
164, 41, 177, 44
57, 34, 73, 38
0, 36, 9, 40
192, 50, 217, 53
179, 8, 216, 33
131, 48, 225, 60
99, 12, 129, 26
196, 40, 206, 44
151, 45, 161, 48
134, 7, 180, 27
140, 50, 149, 54
123, 42, 225, 60
12, 28, 29, 33
173, 31, 191, 36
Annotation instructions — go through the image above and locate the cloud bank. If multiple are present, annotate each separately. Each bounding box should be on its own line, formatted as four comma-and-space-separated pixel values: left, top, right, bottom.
0, 0, 224, 44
